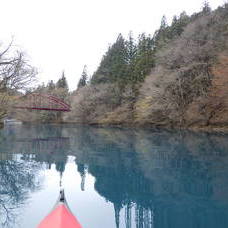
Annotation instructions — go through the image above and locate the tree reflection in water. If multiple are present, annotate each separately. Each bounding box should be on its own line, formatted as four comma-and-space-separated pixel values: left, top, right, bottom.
0, 125, 70, 228
73, 127, 228, 228
0, 158, 41, 227
1, 124, 228, 228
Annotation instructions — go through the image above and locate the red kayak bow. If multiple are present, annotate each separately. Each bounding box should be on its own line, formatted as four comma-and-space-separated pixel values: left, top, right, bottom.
37, 190, 82, 228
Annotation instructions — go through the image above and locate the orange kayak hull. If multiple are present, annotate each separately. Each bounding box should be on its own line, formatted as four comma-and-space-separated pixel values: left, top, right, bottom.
37, 203, 82, 228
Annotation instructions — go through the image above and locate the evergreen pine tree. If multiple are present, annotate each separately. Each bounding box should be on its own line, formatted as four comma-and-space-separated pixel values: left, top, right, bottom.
132, 33, 155, 83
202, 0, 211, 14
47, 80, 55, 91
56, 71, 68, 90
91, 34, 128, 85
153, 15, 170, 50
169, 12, 189, 38
77, 65, 88, 89
160, 15, 168, 29
126, 32, 137, 64
125, 32, 137, 83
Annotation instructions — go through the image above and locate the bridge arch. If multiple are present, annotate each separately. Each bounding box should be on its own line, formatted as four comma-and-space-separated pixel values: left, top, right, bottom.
14, 93, 71, 112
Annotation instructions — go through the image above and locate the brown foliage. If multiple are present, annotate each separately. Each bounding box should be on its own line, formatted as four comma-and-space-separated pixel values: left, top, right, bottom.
135, 11, 228, 127
65, 84, 122, 123
67, 5, 228, 129
184, 54, 228, 128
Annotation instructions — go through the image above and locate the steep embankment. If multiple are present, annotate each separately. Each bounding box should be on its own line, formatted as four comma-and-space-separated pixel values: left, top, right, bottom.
134, 54, 228, 130
185, 54, 228, 129
65, 4, 228, 131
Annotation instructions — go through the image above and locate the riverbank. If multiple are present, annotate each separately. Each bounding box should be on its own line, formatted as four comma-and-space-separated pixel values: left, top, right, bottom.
59, 120, 228, 134
8, 4, 228, 133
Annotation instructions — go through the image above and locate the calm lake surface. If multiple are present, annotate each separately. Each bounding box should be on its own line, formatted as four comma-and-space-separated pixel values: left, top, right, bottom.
0, 124, 228, 228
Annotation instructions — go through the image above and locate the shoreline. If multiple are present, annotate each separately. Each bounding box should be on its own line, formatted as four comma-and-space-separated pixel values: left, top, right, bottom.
16, 120, 228, 134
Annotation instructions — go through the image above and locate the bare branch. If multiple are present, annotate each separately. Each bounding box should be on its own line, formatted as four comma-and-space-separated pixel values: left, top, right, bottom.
0, 39, 13, 59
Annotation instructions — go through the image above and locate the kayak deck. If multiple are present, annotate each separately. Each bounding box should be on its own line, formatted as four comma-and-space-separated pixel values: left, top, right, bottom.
37, 190, 82, 228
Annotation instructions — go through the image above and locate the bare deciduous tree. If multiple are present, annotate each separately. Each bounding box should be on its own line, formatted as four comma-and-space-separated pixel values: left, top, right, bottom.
0, 41, 37, 120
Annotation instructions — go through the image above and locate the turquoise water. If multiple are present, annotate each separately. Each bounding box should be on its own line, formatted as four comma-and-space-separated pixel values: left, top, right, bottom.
0, 124, 228, 228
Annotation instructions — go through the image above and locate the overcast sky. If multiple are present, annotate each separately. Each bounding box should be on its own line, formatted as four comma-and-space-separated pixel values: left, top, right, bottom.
0, 0, 225, 90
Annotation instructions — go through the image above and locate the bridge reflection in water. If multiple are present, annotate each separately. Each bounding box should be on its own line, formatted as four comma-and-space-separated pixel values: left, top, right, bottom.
1, 125, 228, 227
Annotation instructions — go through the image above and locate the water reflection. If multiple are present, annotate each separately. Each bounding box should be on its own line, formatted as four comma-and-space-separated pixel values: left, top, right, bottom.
73, 127, 228, 228
0, 124, 228, 227
0, 126, 70, 227
0, 158, 41, 227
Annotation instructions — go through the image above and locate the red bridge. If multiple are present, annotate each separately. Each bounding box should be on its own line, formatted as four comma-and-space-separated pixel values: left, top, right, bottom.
14, 93, 71, 112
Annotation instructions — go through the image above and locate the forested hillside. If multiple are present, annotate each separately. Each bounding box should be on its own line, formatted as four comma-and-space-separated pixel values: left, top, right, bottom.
64, 2, 228, 130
